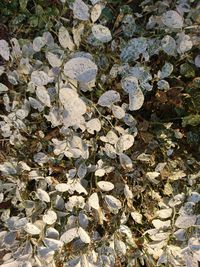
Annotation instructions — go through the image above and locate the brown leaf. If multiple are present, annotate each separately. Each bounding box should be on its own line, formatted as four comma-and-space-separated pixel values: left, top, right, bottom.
0, 200, 11, 209
138, 119, 149, 131
140, 132, 154, 143
44, 128, 60, 141
114, 256, 122, 267
155, 91, 168, 103
167, 88, 183, 107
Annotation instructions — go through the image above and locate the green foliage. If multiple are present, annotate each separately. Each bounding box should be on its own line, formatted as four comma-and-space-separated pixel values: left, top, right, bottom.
182, 114, 200, 127
0, 0, 61, 34
187, 131, 200, 144
19, 0, 28, 11
180, 63, 195, 78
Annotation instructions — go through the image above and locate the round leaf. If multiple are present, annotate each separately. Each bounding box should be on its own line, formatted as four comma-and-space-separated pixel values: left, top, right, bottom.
161, 10, 183, 29
24, 223, 41, 235
64, 57, 97, 83
97, 181, 114, 191
43, 210, 57, 225
92, 24, 112, 43
98, 90, 121, 107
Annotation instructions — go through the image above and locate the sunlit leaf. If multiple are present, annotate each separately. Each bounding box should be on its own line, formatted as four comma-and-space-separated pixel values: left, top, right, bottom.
111, 105, 125, 119
59, 88, 86, 116
43, 210, 57, 225
86, 118, 101, 134
73, 0, 89, 21
33, 36, 45, 52
114, 239, 126, 255
36, 86, 51, 107
72, 23, 85, 48
24, 223, 41, 235
0, 83, 9, 93
119, 153, 132, 169
116, 134, 134, 152
37, 188, 50, 203
98, 90, 120, 107
97, 181, 114, 191
88, 192, 100, 209
92, 24, 112, 43
65, 196, 85, 212
156, 208, 173, 219
0, 40, 10, 61
91, 3, 103, 23
121, 76, 144, 110
60, 228, 78, 243
58, 26, 75, 51
43, 238, 63, 251
152, 219, 171, 229
31, 71, 50, 86
64, 57, 98, 83
78, 227, 90, 243
175, 215, 197, 229
46, 52, 62, 67
95, 169, 105, 177
131, 211, 143, 224
105, 195, 122, 213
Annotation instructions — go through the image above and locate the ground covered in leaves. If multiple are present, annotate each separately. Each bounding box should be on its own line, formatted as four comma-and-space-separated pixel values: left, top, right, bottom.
0, 0, 200, 266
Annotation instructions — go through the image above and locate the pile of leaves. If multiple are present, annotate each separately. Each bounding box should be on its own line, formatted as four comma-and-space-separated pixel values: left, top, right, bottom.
0, 0, 200, 266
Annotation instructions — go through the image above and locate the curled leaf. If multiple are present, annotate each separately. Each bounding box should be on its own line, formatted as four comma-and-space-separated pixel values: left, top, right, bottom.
157, 62, 173, 79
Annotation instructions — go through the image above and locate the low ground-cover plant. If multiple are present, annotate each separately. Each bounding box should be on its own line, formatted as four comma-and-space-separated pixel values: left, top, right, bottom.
0, 0, 199, 266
